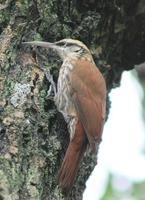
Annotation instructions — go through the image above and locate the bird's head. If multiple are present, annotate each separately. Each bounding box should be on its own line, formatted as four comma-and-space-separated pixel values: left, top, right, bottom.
23, 38, 91, 60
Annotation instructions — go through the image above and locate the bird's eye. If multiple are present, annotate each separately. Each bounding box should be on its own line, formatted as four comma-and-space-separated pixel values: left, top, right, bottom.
75, 49, 80, 52
71, 46, 81, 52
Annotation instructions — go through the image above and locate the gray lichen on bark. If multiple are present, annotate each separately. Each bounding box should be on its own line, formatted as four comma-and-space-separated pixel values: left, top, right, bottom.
0, 0, 145, 200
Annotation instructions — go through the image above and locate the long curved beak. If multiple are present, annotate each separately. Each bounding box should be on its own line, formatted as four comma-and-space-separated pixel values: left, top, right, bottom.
22, 41, 57, 50
22, 41, 64, 59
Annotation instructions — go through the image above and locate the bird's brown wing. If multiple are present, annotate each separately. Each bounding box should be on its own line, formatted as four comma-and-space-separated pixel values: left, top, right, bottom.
70, 59, 106, 152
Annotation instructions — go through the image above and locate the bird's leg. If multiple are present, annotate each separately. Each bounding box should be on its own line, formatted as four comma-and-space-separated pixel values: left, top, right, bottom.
45, 70, 57, 100
39, 66, 57, 100
47, 85, 55, 100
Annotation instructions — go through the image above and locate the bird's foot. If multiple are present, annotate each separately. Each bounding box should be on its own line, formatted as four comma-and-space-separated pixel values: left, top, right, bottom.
46, 84, 56, 100
40, 67, 57, 100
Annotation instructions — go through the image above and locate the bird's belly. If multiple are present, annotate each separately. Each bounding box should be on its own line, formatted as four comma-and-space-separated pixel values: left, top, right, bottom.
54, 62, 78, 139
54, 72, 76, 120
55, 91, 76, 118
55, 84, 77, 139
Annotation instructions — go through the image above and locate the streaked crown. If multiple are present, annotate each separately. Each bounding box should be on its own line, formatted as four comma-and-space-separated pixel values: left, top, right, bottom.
55, 39, 90, 52
54, 38, 91, 60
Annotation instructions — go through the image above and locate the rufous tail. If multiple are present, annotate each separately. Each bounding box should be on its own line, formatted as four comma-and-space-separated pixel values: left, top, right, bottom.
58, 120, 87, 191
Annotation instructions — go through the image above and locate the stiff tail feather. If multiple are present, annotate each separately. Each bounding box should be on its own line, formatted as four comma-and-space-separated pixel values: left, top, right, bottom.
58, 120, 87, 191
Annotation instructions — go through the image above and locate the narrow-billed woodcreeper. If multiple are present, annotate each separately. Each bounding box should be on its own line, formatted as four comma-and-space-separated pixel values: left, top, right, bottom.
23, 39, 106, 191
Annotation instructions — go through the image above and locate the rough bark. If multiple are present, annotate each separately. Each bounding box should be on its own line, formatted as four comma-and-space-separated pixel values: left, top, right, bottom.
0, 0, 145, 199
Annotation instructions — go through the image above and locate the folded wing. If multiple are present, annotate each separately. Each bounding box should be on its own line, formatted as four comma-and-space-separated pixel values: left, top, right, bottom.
70, 60, 106, 152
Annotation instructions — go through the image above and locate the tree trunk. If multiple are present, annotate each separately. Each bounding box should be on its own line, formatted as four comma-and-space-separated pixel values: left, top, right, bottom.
0, 0, 145, 199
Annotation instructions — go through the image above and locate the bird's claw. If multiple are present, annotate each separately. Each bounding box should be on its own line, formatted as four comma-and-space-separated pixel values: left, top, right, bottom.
39, 67, 57, 100
46, 85, 55, 100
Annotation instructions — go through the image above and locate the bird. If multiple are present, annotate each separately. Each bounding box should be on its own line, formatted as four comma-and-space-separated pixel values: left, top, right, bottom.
23, 38, 106, 191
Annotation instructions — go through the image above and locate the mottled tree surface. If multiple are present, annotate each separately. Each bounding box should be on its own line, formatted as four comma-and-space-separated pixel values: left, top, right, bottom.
0, 0, 145, 200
